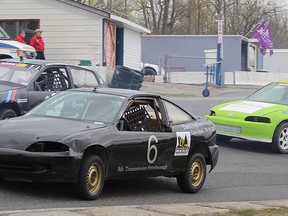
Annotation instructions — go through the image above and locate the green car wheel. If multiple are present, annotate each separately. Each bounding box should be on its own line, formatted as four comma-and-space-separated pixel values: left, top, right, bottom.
272, 122, 288, 154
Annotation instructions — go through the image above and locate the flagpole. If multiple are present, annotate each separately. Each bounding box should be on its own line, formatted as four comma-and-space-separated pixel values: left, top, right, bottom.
245, 19, 265, 37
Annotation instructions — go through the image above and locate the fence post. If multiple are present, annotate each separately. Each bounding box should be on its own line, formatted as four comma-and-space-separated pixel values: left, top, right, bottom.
164, 54, 168, 83
158, 57, 163, 75
216, 43, 222, 87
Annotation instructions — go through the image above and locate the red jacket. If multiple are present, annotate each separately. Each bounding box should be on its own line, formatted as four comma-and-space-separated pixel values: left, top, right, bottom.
15, 35, 26, 44
30, 35, 45, 52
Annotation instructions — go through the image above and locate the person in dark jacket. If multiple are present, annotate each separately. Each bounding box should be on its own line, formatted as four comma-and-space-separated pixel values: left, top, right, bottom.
15, 31, 26, 44
30, 29, 45, 60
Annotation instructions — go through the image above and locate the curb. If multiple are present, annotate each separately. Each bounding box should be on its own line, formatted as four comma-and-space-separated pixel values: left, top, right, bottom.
2, 200, 288, 216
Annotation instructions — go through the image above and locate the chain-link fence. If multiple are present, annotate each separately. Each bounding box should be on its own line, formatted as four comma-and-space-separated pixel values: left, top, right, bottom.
163, 54, 220, 85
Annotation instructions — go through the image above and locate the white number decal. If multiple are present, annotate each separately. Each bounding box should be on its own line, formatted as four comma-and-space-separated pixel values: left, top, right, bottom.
147, 135, 158, 164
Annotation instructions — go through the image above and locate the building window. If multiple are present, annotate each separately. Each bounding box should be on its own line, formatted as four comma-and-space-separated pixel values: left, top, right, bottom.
0, 19, 39, 44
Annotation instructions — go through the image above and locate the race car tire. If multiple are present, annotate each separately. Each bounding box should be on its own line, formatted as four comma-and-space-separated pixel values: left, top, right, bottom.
113, 73, 133, 83
272, 122, 288, 154
115, 66, 135, 78
216, 135, 232, 143
131, 83, 141, 90
134, 69, 145, 78
75, 155, 105, 200
137, 76, 144, 83
0, 108, 17, 120
111, 79, 132, 89
132, 71, 143, 80
177, 153, 206, 193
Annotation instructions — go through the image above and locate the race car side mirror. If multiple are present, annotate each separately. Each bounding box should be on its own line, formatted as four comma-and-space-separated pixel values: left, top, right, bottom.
34, 82, 41, 91
118, 119, 124, 131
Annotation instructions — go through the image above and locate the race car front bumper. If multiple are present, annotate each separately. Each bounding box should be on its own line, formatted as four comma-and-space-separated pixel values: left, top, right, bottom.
0, 148, 82, 182
208, 145, 219, 172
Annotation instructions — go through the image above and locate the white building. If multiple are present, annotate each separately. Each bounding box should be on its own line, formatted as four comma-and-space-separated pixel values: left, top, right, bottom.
0, 0, 150, 70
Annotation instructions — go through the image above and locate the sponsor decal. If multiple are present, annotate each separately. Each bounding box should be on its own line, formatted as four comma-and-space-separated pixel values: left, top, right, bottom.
0, 42, 17, 49
5, 90, 16, 103
174, 132, 191, 156
117, 164, 167, 172
0, 62, 18, 66
279, 83, 288, 87
182, 121, 215, 135
16, 64, 28, 67
219, 101, 275, 114
17, 99, 27, 103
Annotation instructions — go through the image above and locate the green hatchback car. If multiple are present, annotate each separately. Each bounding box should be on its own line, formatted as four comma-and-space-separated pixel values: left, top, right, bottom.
206, 80, 288, 154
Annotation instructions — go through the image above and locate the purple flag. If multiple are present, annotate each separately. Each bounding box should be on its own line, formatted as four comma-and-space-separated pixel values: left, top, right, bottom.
252, 21, 273, 56
265, 23, 273, 56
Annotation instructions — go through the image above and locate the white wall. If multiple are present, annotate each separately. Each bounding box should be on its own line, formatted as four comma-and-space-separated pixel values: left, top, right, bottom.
263, 49, 288, 73
123, 28, 142, 71
0, 0, 104, 65
154, 71, 288, 86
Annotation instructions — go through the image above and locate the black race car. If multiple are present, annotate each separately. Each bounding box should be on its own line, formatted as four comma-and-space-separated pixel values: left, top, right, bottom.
0, 59, 106, 119
0, 88, 219, 200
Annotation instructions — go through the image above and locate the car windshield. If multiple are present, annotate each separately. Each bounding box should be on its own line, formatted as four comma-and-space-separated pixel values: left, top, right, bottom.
0, 64, 38, 86
29, 91, 126, 122
246, 82, 288, 105
0, 27, 10, 39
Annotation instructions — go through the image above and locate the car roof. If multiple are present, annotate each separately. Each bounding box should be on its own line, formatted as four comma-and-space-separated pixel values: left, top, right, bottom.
68, 87, 161, 98
0, 58, 103, 74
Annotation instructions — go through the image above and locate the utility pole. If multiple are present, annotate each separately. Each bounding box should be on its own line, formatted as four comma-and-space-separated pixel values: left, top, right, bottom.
216, 0, 223, 87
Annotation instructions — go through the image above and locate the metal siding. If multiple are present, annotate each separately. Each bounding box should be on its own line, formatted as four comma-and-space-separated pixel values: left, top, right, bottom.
141, 35, 244, 72
123, 28, 141, 70
0, 0, 103, 65
263, 50, 288, 72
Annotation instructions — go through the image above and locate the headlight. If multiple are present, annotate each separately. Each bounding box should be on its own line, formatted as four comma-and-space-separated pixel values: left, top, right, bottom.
210, 110, 216, 116
26, 142, 69, 152
245, 116, 270, 123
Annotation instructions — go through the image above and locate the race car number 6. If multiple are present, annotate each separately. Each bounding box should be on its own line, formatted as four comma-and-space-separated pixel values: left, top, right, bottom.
147, 135, 158, 164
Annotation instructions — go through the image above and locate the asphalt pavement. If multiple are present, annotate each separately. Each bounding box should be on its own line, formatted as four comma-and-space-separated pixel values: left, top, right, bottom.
2, 82, 287, 216
140, 82, 259, 98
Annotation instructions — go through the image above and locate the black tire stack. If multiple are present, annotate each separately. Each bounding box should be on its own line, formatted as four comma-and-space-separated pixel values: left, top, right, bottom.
109, 65, 144, 90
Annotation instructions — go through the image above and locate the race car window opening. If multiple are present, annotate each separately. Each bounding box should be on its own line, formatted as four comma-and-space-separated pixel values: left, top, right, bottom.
69, 67, 99, 88
118, 99, 164, 132
29, 91, 124, 122
0, 65, 37, 86
162, 100, 192, 125
35, 67, 69, 91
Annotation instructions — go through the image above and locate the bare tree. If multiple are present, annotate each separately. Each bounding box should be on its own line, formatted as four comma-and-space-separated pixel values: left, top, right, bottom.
73, 0, 288, 48
135, 0, 186, 34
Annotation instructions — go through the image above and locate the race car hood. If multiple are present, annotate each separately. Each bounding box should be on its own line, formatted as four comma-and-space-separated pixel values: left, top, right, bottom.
0, 115, 106, 149
211, 100, 286, 118
0, 82, 22, 92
